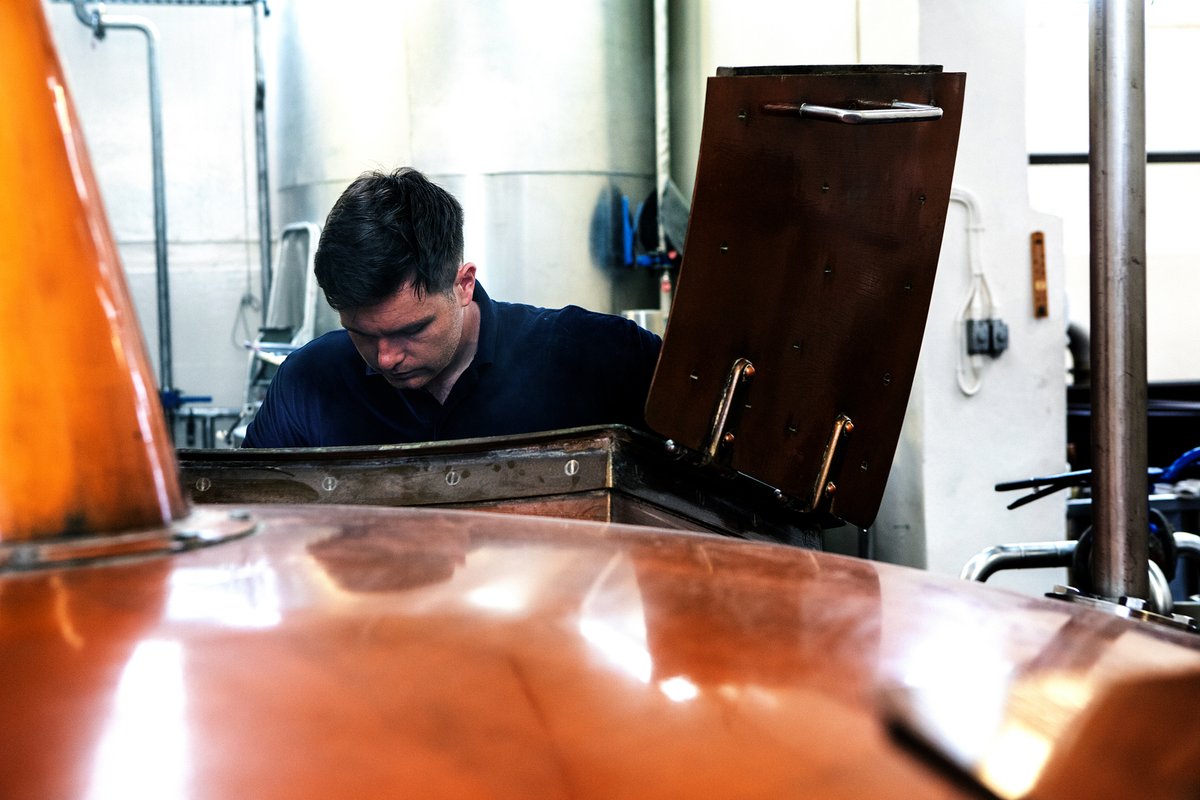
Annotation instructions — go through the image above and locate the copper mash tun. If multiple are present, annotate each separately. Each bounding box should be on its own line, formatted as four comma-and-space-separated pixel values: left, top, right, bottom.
3, 1, 1200, 798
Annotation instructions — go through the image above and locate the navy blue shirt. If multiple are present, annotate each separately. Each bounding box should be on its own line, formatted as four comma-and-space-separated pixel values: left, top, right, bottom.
243, 284, 662, 447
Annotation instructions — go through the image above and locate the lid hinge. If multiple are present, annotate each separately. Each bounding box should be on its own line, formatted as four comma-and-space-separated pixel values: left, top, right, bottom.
807, 414, 854, 514
702, 357, 755, 463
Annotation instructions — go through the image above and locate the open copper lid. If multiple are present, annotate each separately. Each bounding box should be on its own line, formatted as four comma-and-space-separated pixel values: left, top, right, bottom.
646, 65, 966, 528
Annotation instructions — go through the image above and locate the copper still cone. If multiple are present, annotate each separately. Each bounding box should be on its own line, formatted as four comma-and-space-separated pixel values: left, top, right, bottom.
0, 0, 186, 541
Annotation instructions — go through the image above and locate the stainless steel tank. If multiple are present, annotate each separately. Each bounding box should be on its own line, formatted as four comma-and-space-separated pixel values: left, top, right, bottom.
266, 0, 658, 314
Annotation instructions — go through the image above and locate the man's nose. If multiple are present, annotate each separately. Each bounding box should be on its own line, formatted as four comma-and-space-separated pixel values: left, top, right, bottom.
376, 338, 407, 371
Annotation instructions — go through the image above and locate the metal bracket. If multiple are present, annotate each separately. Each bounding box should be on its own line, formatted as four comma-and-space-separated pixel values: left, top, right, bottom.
0, 508, 257, 572
702, 358, 755, 463
1047, 585, 1199, 634
807, 414, 854, 513
762, 100, 943, 124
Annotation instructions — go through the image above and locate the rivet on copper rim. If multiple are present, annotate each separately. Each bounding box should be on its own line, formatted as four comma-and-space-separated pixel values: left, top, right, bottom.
722, 432, 736, 445
743, 364, 756, 379
844, 421, 855, 435
825, 481, 837, 496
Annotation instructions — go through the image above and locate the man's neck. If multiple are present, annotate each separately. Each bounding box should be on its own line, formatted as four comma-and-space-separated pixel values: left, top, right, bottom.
424, 300, 480, 404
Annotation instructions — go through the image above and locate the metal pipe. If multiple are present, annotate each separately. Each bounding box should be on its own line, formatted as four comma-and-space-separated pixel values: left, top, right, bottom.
1066, 321, 1091, 384
70, 0, 98, 27
959, 541, 1077, 583
253, 1, 272, 321
1147, 560, 1173, 616
652, 0, 669, 256
69, 2, 173, 394
1089, 0, 1148, 600
652, 0, 672, 321
1175, 531, 1200, 568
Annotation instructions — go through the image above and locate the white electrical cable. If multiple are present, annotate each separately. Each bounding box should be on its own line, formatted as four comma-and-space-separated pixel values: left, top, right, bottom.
949, 188, 1000, 396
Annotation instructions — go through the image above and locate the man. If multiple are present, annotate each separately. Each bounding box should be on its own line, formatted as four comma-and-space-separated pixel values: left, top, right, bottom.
243, 168, 662, 448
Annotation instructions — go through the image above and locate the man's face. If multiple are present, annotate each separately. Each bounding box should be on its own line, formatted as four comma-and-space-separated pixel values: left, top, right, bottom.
340, 264, 476, 393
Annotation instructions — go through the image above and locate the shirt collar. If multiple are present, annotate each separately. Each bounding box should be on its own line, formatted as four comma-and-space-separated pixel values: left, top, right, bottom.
472, 281, 497, 369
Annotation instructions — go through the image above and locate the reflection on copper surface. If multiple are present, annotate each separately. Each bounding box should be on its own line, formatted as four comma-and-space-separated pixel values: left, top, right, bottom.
1036, 669, 1200, 800
51, 574, 86, 650
307, 521, 469, 594
166, 562, 282, 629
465, 577, 533, 614
579, 552, 652, 684
628, 537, 881, 697
658, 675, 700, 703
879, 574, 1200, 800
86, 639, 189, 800
0, 559, 171, 799
21, 504, 1179, 798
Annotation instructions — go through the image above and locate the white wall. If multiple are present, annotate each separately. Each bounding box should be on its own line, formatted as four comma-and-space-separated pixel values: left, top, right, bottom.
870, 0, 1068, 594
46, 3, 263, 412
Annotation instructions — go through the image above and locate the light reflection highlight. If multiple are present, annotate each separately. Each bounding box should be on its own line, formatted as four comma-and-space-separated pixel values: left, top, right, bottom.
467, 580, 528, 614
659, 675, 699, 703
578, 553, 652, 684
579, 616, 651, 684
979, 719, 1052, 799
87, 639, 188, 800
166, 562, 282, 629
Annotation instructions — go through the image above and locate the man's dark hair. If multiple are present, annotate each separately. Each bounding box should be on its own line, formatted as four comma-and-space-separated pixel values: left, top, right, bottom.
314, 168, 465, 309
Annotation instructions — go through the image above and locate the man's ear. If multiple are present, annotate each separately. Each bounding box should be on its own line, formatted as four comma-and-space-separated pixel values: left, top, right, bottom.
455, 263, 477, 306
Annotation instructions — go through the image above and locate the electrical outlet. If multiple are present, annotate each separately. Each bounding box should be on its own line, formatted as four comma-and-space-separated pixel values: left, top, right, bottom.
965, 318, 1009, 357
966, 319, 992, 355
989, 319, 1009, 356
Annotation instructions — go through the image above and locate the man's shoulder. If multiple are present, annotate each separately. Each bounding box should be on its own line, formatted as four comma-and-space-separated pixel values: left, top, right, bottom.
262, 330, 368, 398
494, 299, 655, 342
242, 329, 368, 448
277, 329, 358, 373
488, 299, 661, 384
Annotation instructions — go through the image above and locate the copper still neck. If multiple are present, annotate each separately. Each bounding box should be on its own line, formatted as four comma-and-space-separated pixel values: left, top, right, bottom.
0, 0, 186, 541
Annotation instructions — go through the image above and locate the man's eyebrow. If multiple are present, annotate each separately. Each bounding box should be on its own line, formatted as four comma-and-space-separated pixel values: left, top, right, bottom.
344, 315, 436, 338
